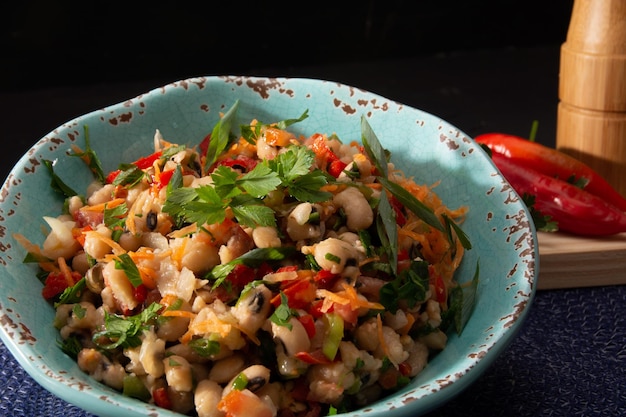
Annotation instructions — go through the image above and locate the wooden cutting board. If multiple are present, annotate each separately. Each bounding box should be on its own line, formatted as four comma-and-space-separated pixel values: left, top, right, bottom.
537, 231, 626, 290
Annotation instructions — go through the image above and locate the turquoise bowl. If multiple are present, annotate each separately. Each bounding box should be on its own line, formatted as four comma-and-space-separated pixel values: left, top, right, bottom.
0, 76, 538, 417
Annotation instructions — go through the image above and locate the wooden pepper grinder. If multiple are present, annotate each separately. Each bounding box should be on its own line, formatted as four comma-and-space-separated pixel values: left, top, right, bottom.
557, 0, 626, 198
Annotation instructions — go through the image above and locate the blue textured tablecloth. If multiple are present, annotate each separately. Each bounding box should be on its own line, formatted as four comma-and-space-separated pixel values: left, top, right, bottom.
2, 285, 625, 417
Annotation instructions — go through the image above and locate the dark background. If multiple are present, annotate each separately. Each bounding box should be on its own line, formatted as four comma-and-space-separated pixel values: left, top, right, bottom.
3, 0, 574, 91
0, 0, 576, 181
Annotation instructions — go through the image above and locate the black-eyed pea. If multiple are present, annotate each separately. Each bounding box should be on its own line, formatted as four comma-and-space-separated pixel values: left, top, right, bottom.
270, 317, 311, 356
231, 284, 272, 334
332, 187, 373, 231
301, 237, 357, 274
222, 364, 271, 398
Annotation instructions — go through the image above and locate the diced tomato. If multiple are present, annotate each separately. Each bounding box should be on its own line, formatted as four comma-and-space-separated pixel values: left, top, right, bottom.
153, 387, 172, 410
42, 271, 81, 300
310, 134, 344, 176
133, 284, 148, 304
275, 265, 298, 273
255, 262, 274, 279
227, 264, 257, 288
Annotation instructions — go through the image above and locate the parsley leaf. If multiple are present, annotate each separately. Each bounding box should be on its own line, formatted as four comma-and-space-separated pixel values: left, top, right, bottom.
208, 247, 296, 286
114, 253, 143, 288
93, 302, 162, 349
269, 292, 296, 330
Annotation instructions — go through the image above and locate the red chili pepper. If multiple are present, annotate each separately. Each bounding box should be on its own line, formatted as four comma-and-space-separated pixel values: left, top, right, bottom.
491, 152, 626, 236
475, 133, 626, 212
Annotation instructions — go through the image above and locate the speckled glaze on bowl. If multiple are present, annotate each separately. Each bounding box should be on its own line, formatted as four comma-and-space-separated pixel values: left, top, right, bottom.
0, 76, 538, 417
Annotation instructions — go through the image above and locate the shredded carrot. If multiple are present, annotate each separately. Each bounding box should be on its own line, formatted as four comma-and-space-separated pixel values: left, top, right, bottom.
80, 198, 126, 213
162, 310, 196, 319
159, 294, 179, 308
376, 314, 390, 359
83, 231, 126, 257
57, 257, 75, 287
399, 312, 416, 336
340, 282, 384, 311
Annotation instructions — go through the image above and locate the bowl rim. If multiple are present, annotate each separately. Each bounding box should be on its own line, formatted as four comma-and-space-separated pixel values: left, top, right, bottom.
0, 75, 538, 417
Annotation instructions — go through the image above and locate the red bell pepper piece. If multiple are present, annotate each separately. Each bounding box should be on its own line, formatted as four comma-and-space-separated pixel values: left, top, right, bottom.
490, 152, 626, 236
152, 387, 172, 410
476, 133, 626, 212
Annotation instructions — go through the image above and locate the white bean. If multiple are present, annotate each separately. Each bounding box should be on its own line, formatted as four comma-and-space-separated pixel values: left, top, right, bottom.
195, 380, 225, 417
286, 203, 321, 242
208, 353, 246, 384
252, 226, 281, 248
164, 355, 193, 392
139, 328, 165, 377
